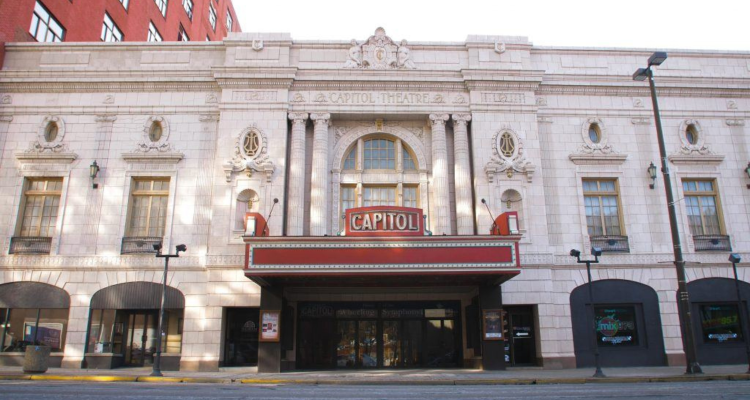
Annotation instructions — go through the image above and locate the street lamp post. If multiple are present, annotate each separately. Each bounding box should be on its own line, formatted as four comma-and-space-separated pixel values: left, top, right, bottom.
570, 247, 605, 378
634, 52, 702, 374
728, 254, 750, 373
151, 243, 186, 377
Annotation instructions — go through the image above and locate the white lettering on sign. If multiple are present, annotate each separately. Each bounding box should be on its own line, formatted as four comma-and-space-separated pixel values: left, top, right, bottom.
481, 92, 525, 104
350, 211, 419, 232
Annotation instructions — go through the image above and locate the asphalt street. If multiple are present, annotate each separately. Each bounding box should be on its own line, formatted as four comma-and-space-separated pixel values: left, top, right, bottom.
1, 380, 750, 399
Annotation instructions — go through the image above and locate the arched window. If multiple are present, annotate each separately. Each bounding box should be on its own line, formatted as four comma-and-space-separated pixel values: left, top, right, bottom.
363, 139, 395, 170
588, 123, 602, 144
343, 148, 356, 170
403, 148, 416, 170
235, 189, 259, 231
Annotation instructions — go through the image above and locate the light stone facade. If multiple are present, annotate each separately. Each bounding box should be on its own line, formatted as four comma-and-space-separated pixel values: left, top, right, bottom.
0, 28, 749, 370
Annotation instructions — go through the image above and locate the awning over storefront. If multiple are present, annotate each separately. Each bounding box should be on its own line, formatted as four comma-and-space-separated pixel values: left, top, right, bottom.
244, 235, 521, 287
0, 282, 70, 309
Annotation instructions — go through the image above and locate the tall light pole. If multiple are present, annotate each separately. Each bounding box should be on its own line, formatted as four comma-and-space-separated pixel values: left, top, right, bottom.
633, 52, 702, 374
151, 243, 186, 377
571, 247, 605, 378
728, 254, 750, 373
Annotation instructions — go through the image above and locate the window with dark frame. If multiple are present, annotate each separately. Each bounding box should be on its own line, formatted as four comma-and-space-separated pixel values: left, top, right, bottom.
208, 3, 217, 31
19, 178, 63, 238
29, 1, 65, 43
182, 0, 193, 20
101, 13, 123, 42
583, 179, 623, 237
126, 178, 169, 238
699, 304, 743, 343
153, 0, 168, 17
177, 24, 189, 41
226, 10, 233, 32
148, 22, 163, 42
118, 0, 130, 10
594, 305, 639, 347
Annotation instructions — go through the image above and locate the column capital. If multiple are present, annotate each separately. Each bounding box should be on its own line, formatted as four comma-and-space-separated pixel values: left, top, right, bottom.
429, 114, 450, 125
288, 112, 309, 124
452, 114, 472, 126
311, 113, 331, 126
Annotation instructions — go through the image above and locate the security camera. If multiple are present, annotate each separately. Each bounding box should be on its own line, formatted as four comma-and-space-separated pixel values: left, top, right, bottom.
592, 247, 603, 257
729, 253, 742, 264
153, 243, 162, 252
569, 249, 581, 258
176, 244, 187, 253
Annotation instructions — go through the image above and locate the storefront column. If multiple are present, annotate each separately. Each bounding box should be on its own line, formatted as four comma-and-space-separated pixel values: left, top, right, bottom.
309, 113, 330, 236
258, 286, 283, 373
452, 114, 473, 235
287, 113, 308, 236
429, 113, 452, 235
480, 284, 506, 370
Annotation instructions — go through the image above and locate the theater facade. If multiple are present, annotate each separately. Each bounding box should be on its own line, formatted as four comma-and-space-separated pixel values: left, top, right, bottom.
0, 28, 749, 372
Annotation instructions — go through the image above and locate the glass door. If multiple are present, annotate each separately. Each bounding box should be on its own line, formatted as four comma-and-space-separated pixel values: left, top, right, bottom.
125, 312, 158, 367
358, 320, 377, 367
336, 321, 356, 368
403, 320, 422, 367
382, 321, 401, 367
425, 319, 457, 367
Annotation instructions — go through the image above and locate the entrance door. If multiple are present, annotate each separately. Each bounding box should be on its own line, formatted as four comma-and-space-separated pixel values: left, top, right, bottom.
224, 308, 260, 366
506, 306, 537, 366
358, 320, 377, 367
125, 312, 157, 366
336, 321, 356, 367
425, 319, 458, 367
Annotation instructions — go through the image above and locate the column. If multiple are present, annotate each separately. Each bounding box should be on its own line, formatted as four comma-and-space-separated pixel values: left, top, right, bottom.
309, 113, 330, 236
287, 113, 308, 235
429, 113, 452, 235
452, 114, 473, 235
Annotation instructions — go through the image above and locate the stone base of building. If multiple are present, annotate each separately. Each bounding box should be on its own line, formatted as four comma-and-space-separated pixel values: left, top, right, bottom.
0, 353, 63, 368
180, 359, 220, 372
540, 356, 576, 369
666, 353, 687, 366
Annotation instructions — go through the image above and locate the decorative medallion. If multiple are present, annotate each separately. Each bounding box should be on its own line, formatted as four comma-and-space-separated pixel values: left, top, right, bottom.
27, 116, 69, 153
343, 28, 416, 69
485, 127, 535, 183
136, 116, 176, 153
223, 123, 275, 182
677, 119, 711, 155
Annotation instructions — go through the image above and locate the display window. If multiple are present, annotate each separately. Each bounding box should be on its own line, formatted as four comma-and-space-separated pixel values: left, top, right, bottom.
699, 304, 743, 343
595, 306, 638, 347
0, 308, 68, 352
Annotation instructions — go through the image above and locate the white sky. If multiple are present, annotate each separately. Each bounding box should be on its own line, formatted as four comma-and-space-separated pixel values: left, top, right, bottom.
233, 0, 750, 51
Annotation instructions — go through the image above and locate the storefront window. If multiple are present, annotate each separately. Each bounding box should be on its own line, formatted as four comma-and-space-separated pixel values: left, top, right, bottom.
699, 304, 743, 343
86, 309, 183, 355
594, 306, 638, 347
0, 308, 68, 352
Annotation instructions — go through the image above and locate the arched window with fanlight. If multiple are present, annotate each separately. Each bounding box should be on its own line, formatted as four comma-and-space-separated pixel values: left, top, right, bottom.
363, 139, 395, 170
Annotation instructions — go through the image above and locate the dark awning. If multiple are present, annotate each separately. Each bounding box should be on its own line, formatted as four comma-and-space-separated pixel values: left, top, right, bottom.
0, 282, 70, 309
90, 281, 184, 309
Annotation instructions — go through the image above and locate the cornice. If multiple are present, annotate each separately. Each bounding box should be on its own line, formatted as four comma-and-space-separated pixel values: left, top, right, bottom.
537, 84, 750, 98
0, 81, 219, 93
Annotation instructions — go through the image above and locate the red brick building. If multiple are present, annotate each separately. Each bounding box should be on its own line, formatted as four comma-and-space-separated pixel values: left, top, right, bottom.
0, 0, 242, 67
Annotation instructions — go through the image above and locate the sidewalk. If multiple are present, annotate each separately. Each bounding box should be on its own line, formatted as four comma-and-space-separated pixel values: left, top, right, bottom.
0, 365, 748, 385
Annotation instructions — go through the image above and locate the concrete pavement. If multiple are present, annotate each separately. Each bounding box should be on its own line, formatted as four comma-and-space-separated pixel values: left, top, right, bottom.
0, 365, 748, 385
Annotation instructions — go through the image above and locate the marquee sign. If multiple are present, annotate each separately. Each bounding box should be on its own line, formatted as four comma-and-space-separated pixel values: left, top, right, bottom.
345, 206, 424, 237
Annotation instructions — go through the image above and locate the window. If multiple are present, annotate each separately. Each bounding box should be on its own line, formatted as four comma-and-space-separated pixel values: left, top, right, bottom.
588, 123, 602, 144
118, 0, 130, 10
343, 150, 356, 170
683, 180, 722, 236
363, 139, 395, 170
177, 24, 189, 42
182, 0, 193, 20
206, 35, 210, 41
699, 304, 743, 343
1, 308, 68, 352
19, 179, 62, 238
208, 3, 217, 31
44, 121, 58, 142
153, 0, 167, 16
148, 22, 162, 42
583, 179, 622, 237
127, 178, 169, 238
363, 187, 396, 207
685, 124, 699, 145
29, 1, 64, 42
595, 306, 639, 347
226, 10, 233, 32
403, 186, 418, 208
403, 147, 416, 170
101, 13, 123, 42
341, 187, 356, 215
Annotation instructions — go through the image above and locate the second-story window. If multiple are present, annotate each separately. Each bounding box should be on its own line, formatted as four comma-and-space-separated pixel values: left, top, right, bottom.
153, 0, 168, 17
583, 179, 623, 237
19, 178, 63, 238
148, 22, 162, 42
29, 1, 65, 42
208, 3, 217, 31
182, 0, 193, 20
127, 178, 170, 238
226, 10, 233, 32
101, 13, 123, 42
177, 24, 189, 41
683, 180, 722, 236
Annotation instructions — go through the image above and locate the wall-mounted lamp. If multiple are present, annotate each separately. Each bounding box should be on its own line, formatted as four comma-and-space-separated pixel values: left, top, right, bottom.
648, 162, 657, 189
89, 161, 100, 189
745, 163, 750, 189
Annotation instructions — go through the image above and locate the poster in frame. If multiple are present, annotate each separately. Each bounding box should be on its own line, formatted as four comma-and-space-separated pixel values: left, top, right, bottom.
259, 310, 281, 342
483, 309, 504, 341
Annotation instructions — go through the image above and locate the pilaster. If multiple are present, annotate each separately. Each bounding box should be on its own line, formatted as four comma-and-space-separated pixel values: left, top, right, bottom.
429, 113, 452, 235
287, 113, 309, 236
452, 114, 473, 235
310, 113, 330, 236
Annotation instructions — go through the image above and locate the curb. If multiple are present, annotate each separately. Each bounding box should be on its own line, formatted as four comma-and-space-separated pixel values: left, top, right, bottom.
0, 373, 748, 386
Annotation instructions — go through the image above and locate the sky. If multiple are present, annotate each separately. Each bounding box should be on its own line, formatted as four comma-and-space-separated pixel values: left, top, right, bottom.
233, 0, 750, 51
